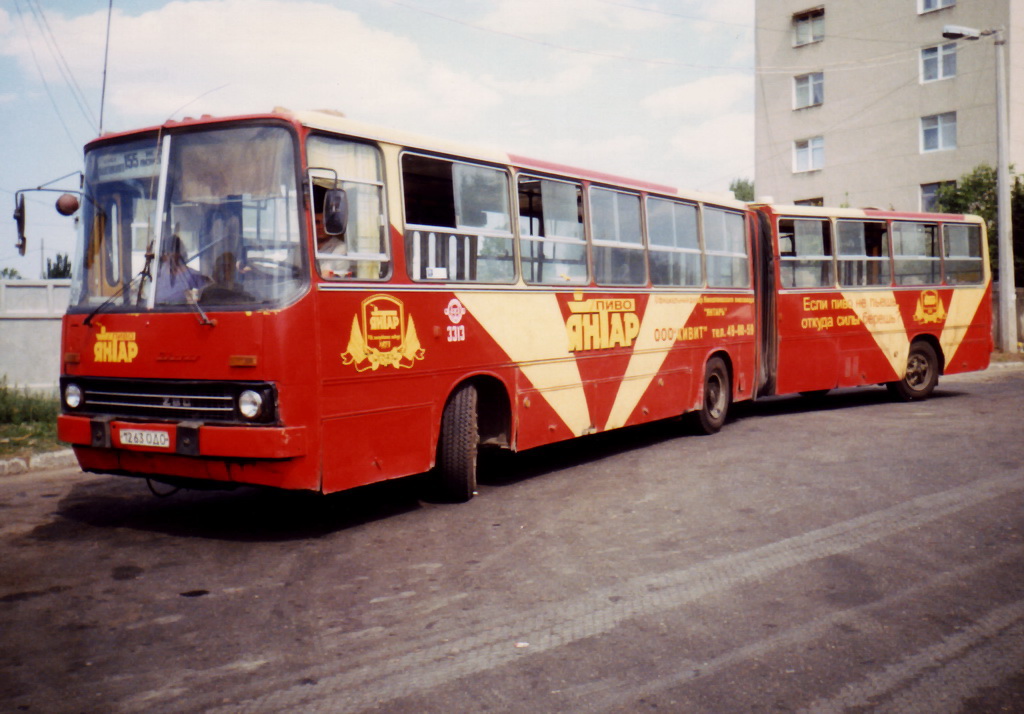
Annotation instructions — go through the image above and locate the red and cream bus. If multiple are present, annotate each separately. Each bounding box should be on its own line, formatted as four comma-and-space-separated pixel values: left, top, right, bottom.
31, 110, 990, 500
754, 204, 991, 401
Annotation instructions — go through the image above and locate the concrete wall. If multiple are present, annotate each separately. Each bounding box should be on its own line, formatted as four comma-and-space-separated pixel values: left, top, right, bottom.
755, 0, 1019, 210
0, 280, 70, 394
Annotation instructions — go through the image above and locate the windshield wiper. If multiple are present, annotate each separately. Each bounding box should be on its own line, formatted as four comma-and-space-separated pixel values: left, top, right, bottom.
185, 288, 216, 327
83, 247, 155, 326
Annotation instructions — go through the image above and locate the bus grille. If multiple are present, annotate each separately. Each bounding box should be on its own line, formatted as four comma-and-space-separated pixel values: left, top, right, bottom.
60, 377, 277, 424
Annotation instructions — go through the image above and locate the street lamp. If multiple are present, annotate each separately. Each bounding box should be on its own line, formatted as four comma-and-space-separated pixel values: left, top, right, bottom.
943, 24, 1017, 352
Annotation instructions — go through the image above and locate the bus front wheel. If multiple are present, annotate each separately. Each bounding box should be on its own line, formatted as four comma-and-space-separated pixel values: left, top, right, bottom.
436, 384, 479, 502
697, 357, 730, 435
887, 342, 939, 401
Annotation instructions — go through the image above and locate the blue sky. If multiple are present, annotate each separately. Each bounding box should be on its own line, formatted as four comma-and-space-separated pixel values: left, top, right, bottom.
0, 0, 755, 277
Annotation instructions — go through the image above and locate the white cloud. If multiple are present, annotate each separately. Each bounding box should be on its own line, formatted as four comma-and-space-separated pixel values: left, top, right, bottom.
477, 0, 663, 36
669, 111, 754, 174
97, 0, 505, 128
0, 0, 509, 133
641, 73, 751, 119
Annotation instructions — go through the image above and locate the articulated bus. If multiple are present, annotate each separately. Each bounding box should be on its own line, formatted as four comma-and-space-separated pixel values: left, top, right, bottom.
29, 110, 990, 501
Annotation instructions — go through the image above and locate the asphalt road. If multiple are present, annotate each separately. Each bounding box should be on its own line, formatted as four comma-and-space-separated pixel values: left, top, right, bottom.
2, 366, 1023, 713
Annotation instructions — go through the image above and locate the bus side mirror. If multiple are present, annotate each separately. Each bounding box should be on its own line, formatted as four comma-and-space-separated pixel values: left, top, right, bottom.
323, 188, 348, 236
13, 194, 26, 256
56, 193, 80, 216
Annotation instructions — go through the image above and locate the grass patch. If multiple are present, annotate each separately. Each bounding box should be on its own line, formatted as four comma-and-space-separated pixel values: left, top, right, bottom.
0, 378, 63, 459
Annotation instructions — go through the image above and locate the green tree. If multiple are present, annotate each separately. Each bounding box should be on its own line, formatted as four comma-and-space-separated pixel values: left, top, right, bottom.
730, 178, 754, 202
935, 165, 1024, 286
0, 267, 22, 279
45, 252, 72, 279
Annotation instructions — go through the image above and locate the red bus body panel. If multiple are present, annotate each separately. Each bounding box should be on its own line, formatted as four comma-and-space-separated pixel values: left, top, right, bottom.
757, 205, 992, 396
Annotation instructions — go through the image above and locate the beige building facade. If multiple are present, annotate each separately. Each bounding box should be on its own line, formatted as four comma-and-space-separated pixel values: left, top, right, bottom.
754, 0, 1023, 212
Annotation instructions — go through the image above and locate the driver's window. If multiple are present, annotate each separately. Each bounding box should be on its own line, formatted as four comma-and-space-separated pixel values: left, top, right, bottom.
307, 136, 390, 280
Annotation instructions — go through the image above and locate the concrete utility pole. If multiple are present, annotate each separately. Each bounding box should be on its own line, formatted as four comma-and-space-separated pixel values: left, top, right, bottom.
943, 25, 1017, 352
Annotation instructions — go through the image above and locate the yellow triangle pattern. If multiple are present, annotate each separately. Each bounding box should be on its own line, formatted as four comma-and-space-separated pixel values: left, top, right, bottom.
604, 296, 701, 430
841, 290, 909, 378
940, 287, 987, 365
455, 291, 592, 437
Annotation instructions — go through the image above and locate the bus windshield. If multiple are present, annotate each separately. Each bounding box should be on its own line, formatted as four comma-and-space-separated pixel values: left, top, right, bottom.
71, 124, 305, 311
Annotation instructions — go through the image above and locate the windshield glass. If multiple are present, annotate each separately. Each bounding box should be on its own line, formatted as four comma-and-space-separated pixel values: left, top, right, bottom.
71, 124, 305, 311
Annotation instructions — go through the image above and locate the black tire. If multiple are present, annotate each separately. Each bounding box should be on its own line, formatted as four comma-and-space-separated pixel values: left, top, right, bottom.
436, 385, 479, 502
697, 357, 730, 434
887, 341, 939, 401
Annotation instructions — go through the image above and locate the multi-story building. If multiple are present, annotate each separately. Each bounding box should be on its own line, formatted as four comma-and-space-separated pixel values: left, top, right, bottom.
754, 0, 1022, 212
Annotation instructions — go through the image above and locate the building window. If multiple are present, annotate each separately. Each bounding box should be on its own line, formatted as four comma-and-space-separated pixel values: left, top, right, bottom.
919, 0, 955, 14
921, 112, 957, 152
921, 43, 957, 82
794, 137, 824, 172
921, 181, 954, 212
793, 8, 824, 47
794, 72, 824, 109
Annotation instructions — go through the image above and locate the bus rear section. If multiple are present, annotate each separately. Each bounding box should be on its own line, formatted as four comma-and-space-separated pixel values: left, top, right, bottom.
754, 205, 992, 401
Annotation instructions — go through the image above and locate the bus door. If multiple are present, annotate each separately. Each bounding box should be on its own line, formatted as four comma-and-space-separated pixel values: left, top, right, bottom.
752, 209, 777, 397
774, 215, 841, 393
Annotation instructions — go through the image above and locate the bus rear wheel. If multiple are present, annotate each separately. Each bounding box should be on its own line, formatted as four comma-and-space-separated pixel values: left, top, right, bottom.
697, 357, 730, 434
435, 384, 479, 502
887, 341, 939, 401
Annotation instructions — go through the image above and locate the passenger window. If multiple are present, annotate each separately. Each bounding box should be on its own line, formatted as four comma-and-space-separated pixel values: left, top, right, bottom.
943, 223, 984, 284
837, 220, 890, 287
402, 154, 515, 283
517, 176, 587, 285
704, 207, 750, 288
647, 197, 702, 287
892, 222, 941, 285
779, 218, 833, 288
307, 136, 389, 280
590, 187, 646, 286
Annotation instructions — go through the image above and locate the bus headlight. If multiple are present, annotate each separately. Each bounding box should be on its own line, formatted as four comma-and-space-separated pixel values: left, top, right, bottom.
238, 390, 264, 420
64, 383, 83, 409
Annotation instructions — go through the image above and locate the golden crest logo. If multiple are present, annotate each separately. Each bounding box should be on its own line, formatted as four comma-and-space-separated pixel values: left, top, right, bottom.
912, 289, 947, 325
341, 294, 425, 371
93, 324, 139, 363
565, 292, 640, 352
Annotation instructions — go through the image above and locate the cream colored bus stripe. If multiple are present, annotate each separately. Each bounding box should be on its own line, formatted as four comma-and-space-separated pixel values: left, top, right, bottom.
940, 287, 986, 365
455, 292, 591, 437
604, 298, 700, 430
842, 290, 909, 378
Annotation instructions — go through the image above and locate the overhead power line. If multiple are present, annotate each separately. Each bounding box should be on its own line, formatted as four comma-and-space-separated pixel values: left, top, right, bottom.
22, 0, 99, 133
11, 0, 82, 154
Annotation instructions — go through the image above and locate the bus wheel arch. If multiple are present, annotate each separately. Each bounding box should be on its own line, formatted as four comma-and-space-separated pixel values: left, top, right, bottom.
434, 375, 511, 503
696, 352, 732, 435
887, 338, 942, 401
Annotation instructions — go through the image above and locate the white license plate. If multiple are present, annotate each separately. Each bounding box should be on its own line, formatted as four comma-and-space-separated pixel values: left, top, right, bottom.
119, 428, 171, 449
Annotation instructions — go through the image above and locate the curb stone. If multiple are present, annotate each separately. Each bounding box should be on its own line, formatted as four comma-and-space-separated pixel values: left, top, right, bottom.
0, 449, 77, 477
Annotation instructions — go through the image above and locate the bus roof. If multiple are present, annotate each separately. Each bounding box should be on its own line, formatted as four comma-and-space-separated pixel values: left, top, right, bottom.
290, 109, 748, 208
752, 203, 980, 223
90, 107, 745, 210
